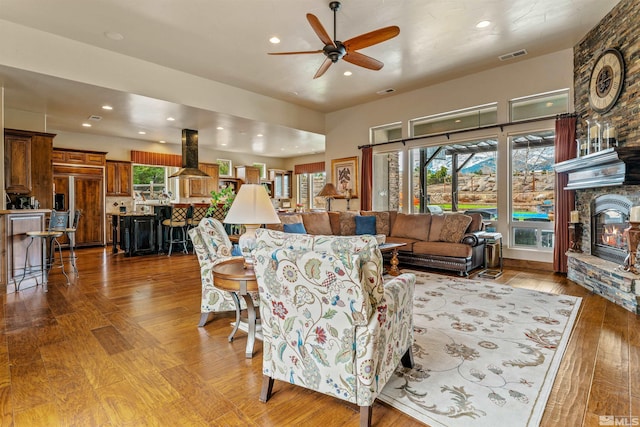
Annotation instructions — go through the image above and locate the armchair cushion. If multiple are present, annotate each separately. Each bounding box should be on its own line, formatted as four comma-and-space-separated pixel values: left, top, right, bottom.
254, 229, 415, 407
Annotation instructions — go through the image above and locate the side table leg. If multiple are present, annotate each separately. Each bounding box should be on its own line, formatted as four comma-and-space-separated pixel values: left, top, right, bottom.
243, 294, 257, 358
388, 248, 401, 276
228, 292, 242, 342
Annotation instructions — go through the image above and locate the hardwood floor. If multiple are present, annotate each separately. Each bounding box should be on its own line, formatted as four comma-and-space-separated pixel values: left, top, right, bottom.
1, 247, 638, 426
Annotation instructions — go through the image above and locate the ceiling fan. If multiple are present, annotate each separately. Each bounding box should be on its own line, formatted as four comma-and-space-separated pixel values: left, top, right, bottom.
268, 1, 400, 79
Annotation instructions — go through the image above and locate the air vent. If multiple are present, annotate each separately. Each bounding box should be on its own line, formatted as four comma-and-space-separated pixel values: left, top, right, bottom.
376, 88, 396, 95
88, 115, 102, 121
499, 49, 528, 61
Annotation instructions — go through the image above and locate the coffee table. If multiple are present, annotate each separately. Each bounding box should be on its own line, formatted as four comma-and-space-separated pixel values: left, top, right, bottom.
212, 258, 261, 358
378, 242, 406, 276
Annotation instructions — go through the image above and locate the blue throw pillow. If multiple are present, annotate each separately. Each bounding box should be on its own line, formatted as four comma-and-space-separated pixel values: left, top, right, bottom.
355, 215, 376, 235
283, 222, 307, 234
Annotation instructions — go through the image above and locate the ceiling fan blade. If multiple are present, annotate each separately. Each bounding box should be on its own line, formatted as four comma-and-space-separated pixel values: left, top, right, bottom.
343, 26, 400, 51
343, 51, 384, 71
268, 50, 323, 55
307, 13, 335, 47
313, 58, 333, 79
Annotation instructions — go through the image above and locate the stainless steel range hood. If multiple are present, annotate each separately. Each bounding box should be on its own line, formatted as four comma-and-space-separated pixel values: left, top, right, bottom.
169, 129, 210, 178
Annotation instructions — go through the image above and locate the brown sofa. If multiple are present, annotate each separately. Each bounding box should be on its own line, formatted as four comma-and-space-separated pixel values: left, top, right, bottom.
267, 210, 486, 276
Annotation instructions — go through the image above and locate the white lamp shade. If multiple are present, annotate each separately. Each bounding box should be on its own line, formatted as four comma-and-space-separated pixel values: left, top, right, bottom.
224, 184, 281, 225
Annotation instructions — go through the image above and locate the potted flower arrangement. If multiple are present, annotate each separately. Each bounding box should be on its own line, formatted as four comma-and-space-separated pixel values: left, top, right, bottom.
207, 185, 236, 220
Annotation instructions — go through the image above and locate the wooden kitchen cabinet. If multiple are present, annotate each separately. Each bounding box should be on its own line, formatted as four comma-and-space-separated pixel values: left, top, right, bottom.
181, 163, 219, 198
235, 165, 261, 184
269, 169, 292, 199
52, 148, 106, 166
106, 160, 132, 196
4, 129, 55, 208
4, 134, 31, 194
0, 211, 47, 292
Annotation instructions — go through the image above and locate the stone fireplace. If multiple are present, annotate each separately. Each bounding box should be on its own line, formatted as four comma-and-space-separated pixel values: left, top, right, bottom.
590, 194, 631, 265
554, 148, 640, 314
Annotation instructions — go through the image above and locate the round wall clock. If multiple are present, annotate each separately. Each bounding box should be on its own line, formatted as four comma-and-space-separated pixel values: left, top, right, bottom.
589, 48, 625, 113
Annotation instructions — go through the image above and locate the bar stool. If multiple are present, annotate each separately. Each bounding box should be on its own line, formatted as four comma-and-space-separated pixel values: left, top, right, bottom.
162, 203, 190, 256
65, 210, 82, 275
17, 210, 71, 292
187, 203, 210, 252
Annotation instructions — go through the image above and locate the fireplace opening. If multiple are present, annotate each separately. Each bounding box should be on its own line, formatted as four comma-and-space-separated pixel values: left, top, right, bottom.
591, 194, 631, 265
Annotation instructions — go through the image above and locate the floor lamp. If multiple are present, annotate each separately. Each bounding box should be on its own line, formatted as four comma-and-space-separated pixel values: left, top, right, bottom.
317, 183, 340, 211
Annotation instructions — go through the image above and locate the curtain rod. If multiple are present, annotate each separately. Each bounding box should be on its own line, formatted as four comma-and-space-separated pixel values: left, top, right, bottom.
358, 113, 576, 150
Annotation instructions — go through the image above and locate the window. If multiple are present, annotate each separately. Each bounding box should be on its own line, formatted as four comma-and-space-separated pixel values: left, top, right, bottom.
298, 172, 326, 210
132, 165, 177, 201
408, 138, 498, 216
217, 159, 232, 176
370, 122, 402, 144
510, 90, 569, 122
252, 162, 267, 179
410, 104, 498, 137
509, 130, 555, 250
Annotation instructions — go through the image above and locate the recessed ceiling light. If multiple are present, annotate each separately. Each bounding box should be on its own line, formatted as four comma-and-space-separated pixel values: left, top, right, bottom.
476, 20, 491, 29
343, 71, 352, 76
269, 36, 281, 44
455, 119, 462, 123
101, 105, 113, 110
257, 134, 263, 137
138, 131, 146, 135
546, 102, 554, 107
217, 126, 224, 130
104, 31, 124, 41
158, 140, 166, 144
166, 117, 175, 121
220, 143, 227, 146
82, 123, 92, 127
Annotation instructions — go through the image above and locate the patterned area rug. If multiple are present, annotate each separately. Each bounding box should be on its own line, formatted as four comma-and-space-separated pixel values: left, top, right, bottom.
379, 270, 581, 427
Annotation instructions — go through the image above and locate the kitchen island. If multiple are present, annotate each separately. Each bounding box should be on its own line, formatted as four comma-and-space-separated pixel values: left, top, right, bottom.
112, 212, 158, 257
0, 209, 49, 293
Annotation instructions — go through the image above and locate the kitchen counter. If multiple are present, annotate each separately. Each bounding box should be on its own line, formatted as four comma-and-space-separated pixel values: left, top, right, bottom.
0, 209, 51, 214
1, 210, 49, 292
112, 213, 158, 256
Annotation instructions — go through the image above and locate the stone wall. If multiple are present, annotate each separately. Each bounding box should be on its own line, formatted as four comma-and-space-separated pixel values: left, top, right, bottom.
574, 0, 640, 147
570, 0, 640, 313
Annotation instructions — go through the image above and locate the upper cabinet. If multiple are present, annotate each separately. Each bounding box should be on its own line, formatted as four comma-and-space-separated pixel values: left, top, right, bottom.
52, 149, 106, 166
235, 165, 261, 184
269, 169, 292, 199
4, 133, 32, 194
181, 163, 219, 198
4, 128, 55, 208
106, 160, 133, 197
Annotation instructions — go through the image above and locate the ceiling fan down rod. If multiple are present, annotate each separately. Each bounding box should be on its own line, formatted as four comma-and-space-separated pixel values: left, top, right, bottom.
329, 1, 340, 42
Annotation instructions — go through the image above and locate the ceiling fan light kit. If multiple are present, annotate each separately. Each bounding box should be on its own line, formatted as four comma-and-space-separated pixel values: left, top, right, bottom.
268, 1, 399, 79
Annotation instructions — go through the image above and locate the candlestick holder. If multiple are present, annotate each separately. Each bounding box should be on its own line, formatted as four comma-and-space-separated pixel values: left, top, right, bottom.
625, 222, 640, 274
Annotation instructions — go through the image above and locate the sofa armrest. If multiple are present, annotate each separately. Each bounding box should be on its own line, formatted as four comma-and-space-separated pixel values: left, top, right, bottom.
461, 231, 485, 246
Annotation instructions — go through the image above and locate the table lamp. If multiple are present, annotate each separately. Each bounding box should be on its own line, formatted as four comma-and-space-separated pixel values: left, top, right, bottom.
224, 184, 280, 268
317, 183, 340, 211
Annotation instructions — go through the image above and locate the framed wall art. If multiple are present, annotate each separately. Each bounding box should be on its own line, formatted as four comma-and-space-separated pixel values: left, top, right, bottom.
331, 156, 358, 198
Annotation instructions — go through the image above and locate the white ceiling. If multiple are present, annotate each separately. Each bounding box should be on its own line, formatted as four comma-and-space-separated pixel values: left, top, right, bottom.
0, 0, 619, 157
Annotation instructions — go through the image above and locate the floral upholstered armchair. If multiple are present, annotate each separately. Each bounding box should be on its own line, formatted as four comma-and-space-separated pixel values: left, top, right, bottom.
188, 218, 259, 327
253, 229, 416, 427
